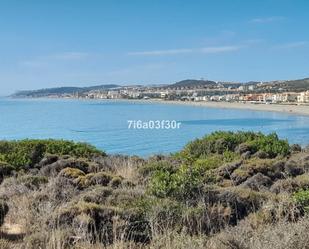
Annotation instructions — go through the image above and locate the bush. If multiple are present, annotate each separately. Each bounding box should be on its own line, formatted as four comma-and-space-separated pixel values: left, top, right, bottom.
138, 161, 177, 178
0, 139, 105, 169
182, 131, 259, 159
182, 131, 289, 160
293, 189, 309, 212
248, 133, 290, 158
148, 153, 241, 200
148, 164, 206, 200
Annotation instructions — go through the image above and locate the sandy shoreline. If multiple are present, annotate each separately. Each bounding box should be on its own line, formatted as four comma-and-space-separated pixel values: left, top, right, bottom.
126, 99, 309, 116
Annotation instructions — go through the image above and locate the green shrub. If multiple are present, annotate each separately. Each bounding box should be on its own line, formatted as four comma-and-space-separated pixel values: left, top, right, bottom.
0, 139, 105, 169
148, 170, 177, 198
182, 131, 259, 158
294, 189, 309, 212
148, 164, 205, 200
148, 153, 239, 199
248, 133, 290, 158
193, 156, 222, 172
182, 131, 289, 160
139, 161, 176, 177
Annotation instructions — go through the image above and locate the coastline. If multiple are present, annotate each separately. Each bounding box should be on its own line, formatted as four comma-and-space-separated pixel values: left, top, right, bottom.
127, 99, 309, 116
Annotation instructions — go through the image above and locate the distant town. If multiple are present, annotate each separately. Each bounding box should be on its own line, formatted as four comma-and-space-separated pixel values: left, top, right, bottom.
12, 78, 309, 104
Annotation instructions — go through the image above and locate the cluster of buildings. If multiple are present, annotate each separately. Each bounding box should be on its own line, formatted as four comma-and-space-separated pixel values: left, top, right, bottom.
71, 87, 309, 104
47, 80, 305, 105
238, 92, 309, 104
192, 92, 309, 104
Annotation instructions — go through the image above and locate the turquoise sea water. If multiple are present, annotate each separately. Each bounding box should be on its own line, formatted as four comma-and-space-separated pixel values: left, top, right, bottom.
0, 98, 309, 156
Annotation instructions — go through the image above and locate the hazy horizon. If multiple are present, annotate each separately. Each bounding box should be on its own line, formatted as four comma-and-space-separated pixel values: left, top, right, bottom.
0, 0, 309, 95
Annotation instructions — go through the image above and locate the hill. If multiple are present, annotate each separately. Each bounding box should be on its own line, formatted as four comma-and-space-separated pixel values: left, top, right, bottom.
267, 78, 309, 91
168, 79, 217, 88
12, 84, 120, 98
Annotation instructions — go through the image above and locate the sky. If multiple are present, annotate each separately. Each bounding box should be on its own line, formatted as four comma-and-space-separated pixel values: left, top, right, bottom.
0, 0, 309, 95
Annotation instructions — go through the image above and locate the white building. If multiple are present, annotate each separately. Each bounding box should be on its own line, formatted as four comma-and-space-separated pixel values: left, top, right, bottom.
298, 91, 309, 103
248, 85, 256, 91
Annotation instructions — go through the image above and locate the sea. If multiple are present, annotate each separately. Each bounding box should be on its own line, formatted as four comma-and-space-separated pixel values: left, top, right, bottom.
1, 98, 309, 156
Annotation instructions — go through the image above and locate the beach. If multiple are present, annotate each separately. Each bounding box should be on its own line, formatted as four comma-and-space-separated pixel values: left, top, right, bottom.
137, 99, 309, 116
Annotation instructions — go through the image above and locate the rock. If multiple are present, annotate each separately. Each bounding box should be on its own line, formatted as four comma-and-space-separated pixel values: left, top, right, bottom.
241, 173, 272, 191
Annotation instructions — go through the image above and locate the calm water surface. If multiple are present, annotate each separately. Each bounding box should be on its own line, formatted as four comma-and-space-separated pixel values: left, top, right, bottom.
1, 98, 309, 156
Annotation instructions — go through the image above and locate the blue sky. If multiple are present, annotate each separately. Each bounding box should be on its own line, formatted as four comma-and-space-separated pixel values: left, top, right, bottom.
0, 0, 309, 94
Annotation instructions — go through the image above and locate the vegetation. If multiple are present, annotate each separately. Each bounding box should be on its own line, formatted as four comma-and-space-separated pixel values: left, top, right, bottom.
0, 131, 308, 249
0, 139, 105, 168
294, 189, 309, 212
182, 131, 289, 159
